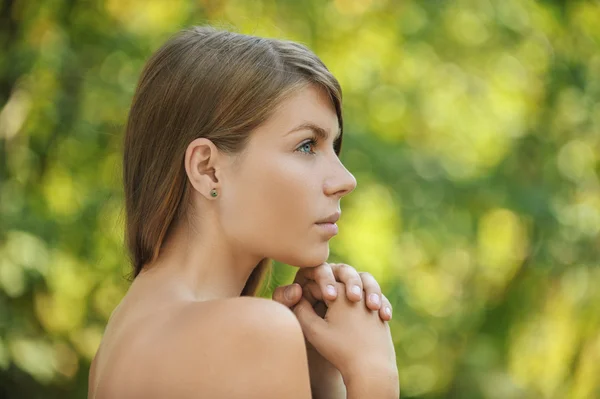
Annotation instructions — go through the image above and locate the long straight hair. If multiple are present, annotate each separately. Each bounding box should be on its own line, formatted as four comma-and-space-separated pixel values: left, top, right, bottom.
122, 25, 344, 296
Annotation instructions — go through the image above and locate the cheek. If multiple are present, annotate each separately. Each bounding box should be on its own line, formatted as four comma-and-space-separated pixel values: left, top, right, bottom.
221, 156, 325, 258
263, 165, 313, 224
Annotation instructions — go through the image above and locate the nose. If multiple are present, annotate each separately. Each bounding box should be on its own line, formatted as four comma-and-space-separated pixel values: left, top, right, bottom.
324, 158, 357, 198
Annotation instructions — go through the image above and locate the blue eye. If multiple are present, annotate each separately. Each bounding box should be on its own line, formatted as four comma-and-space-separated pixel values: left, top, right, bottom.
297, 137, 318, 155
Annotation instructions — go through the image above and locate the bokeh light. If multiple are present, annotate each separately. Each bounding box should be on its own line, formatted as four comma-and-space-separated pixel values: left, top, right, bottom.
1, 0, 599, 397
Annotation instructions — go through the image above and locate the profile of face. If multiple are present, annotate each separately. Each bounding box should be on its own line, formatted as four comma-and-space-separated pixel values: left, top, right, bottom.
188, 84, 357, 268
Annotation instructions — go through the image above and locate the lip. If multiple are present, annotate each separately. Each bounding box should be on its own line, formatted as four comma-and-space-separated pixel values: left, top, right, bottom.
316, 211, 341, 224
315, 222, 339, 236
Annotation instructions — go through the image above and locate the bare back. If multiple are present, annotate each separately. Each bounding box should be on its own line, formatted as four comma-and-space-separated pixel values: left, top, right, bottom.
88, 287, 312, 399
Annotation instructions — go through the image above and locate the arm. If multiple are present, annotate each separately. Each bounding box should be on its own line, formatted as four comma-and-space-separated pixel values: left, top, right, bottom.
306, 301, 346, 399
343, 367, 400, 399
309, 360, 346, 399
87, 356, 97, 399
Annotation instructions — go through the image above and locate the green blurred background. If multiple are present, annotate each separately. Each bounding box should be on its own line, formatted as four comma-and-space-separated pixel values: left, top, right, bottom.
1, 0, 599, 397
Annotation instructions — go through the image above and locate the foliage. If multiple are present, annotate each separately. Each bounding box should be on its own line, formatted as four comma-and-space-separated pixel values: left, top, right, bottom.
1, 0, 599, 397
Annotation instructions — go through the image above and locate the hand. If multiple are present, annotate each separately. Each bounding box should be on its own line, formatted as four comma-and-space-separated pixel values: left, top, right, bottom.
271, 262, 394, 397
272, 262, 394, 364
293, 281, 398, 389
272, 262, 393, 322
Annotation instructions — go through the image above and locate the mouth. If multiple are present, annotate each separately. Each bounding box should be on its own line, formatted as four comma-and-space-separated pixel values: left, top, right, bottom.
316, 211, 341, 224
315, 222, 339, 236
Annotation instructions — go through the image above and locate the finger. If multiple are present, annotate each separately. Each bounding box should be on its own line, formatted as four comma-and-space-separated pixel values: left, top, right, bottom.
293, 263, 338, 301
272, 283, 302, 308
329, 263, 363, 301
293, 296, 327, 343
302, 281, 321, 306
302, 282, 329, 318
313, 300, 328, 318
302, 281, 324, 304
300, 281, 343, 310
379, 293, 393, 321
358, 272, 383, 311
293, 262, 328, 286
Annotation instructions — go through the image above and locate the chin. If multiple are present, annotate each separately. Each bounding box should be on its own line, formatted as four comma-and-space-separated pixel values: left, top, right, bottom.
288, 246, 330, 268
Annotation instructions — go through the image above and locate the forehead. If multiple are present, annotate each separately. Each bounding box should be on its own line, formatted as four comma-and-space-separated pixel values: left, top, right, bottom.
256, 85, 339, 139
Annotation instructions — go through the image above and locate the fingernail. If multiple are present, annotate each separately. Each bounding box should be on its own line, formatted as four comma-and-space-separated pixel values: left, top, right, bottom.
369, 293, 380, 306
385, 307, 392, 317
327, 284, 337, 297
352, 285, 362, 298
285, 285, 295, 301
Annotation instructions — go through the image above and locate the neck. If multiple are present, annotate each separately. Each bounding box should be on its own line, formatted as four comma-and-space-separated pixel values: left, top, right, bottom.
136, 215, 264, 302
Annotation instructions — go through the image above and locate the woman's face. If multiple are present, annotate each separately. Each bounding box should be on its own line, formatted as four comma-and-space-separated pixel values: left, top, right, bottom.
219, 84, 357, 267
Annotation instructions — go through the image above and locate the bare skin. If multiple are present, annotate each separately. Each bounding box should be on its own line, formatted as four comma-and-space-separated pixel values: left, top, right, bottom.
88, 85, 395, 398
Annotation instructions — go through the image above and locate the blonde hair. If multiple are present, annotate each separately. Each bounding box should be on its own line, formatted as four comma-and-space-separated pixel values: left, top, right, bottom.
122, 25, 344, 296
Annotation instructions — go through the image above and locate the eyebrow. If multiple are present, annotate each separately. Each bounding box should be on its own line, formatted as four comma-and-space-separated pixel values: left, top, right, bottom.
286, 122, 342, 142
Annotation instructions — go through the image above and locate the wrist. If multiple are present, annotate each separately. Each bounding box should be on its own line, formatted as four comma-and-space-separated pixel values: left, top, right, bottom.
311, 375, 346, 399
308, 354, 346, 398
342, 366, 399, 399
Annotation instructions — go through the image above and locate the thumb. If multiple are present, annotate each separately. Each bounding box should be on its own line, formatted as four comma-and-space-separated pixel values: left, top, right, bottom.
272, 283, 301, 308
292, 296, 327, 344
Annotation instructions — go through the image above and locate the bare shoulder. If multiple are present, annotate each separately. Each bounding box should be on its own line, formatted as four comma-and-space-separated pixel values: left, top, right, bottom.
186, 296, 312, 398
112, 297, 312, 399
214, 296, 304, 334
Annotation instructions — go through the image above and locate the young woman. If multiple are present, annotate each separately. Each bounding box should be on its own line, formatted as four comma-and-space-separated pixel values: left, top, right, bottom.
88, 25, 399, 399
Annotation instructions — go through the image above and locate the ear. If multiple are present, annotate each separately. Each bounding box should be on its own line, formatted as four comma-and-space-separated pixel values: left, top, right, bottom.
184, 137, 221, 199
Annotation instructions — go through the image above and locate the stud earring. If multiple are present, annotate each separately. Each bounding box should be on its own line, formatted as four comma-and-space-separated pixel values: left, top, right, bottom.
210, 189, 218, 198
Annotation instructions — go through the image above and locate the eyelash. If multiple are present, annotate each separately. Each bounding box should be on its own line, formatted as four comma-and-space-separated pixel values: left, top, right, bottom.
296, 135, 320, 156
